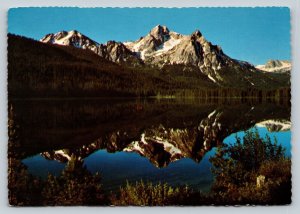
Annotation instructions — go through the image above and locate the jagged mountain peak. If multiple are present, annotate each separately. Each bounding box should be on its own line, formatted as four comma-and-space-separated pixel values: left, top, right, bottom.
40, 29, 99, 52
191, 29, 202, 38
124, 26, 233, 76
69, 29, 79, 34
150, 25, 170, 36
148, 25, 172, 48
41, 30, 84, 42
106, 40, 122, 46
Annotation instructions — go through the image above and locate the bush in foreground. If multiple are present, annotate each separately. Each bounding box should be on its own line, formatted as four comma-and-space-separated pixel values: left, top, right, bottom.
110, 180, 212, 206
210, 129, 291, 205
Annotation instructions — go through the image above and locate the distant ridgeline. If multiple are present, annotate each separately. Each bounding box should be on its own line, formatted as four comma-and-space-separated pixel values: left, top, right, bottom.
7, 29, 290, 99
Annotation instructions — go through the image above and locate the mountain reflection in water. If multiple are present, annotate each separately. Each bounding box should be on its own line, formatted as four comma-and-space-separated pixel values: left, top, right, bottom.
9, 98, 291, 192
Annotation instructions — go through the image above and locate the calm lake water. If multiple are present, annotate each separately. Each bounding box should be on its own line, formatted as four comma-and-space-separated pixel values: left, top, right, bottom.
9, 98, 291, 192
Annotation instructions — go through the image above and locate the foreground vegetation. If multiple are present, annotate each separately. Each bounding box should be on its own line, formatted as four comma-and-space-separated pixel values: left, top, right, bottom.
8, 127, 291, 206
209, 130, 291, 205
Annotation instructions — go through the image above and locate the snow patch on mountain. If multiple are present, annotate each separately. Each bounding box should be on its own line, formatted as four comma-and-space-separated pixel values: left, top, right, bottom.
154, 36, 182, 56
124, 39, 148, 59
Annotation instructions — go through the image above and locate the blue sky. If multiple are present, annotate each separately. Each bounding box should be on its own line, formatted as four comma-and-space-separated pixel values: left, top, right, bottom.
8, 7, 290, 65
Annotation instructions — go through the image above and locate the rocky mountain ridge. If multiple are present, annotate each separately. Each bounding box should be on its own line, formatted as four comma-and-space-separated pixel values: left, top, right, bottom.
41, 30, 142, 65
41, 30, 99, 52
256, 60, 291, 73
40, 25, 282, 87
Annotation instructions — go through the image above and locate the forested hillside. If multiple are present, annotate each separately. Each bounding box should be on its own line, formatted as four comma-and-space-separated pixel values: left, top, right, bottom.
8, 34, 290, 98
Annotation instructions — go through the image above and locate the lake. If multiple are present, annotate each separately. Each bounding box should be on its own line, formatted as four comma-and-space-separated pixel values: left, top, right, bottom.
9, 98, 291, 193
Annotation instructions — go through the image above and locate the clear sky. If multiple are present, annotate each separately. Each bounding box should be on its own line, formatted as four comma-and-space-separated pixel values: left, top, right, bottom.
8, 7, 290, 65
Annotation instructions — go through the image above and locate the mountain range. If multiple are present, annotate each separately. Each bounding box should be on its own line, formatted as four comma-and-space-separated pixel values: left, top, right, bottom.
8, 25, 291, 98
40, 25, 290, 87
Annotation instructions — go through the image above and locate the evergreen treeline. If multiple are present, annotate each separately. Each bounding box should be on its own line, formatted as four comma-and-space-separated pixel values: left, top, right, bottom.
8, 34, 290, 99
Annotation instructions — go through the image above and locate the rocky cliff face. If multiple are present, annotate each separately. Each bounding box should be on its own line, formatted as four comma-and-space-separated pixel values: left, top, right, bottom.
96, 41, 142, 65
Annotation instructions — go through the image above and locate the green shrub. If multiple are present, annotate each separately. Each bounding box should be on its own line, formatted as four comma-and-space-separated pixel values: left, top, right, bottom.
42, 155, 105, 205
210, 129, 291, 204
111, 181, 177, 206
